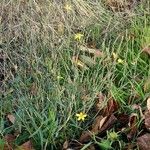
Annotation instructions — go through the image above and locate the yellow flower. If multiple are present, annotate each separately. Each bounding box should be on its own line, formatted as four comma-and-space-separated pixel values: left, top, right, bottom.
117, 58, 124, 64
74, 33, 84, 41
112, 52, 118, 60
64, 4, 72, 12
76, 112, 87, 121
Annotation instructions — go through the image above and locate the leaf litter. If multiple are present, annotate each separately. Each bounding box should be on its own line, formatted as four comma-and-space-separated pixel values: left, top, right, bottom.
63, 94, 150, 150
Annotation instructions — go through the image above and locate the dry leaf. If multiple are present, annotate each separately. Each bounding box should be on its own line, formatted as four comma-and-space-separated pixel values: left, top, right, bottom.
91, 115, 106, 133
127, 113, 138, 140
7, 114, 15, 124
3, 134, 16, 150
79, 114, 117, 143
147, 97, 150, 111
79, 115, 106, 143
79, 131, 91, 143
16, 141, 34, 150
99, 114, 117, 134
116, 114, 129, 129
137, 133, 150, 150
142, 45, 150, 56
63, 140, 69, 150
144, 110, 150, 130
102, 98, 119, 116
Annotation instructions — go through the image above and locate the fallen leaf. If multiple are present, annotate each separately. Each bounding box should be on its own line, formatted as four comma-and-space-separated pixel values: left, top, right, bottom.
91, 115, 107, 133
79, 114, 117, 143
142, 45, 150, 56
144, 110, 150, 130
116, 114, 129, 129
79, 131, 91, 143
16, 141, 34, 150
127, 113, 138, 140
79, 115, 105, 143
147, 97, 150, 111
3, 134, 16, 150
102, 98, 119, 116
7, 114, 15, 124
137, 133, 150, 150
99, 114, 117, 134
63, 140, 69, 150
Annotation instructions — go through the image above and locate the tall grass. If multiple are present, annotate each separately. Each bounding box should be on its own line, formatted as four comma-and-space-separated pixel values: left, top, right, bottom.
1, 0, 150, 149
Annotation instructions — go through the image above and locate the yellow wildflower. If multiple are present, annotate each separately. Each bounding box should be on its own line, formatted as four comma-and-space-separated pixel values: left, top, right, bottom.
64, 4, 72, 12
117, 58, 124, 64
74, 33, 84, 41
112, 52, 118, 60
76, 112, 87, 121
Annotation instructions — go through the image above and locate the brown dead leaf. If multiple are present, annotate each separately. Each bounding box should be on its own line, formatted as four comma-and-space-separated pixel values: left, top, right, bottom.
144, 97, 150, 130
16, 141, 34, 150
91, 115, 107, 133
144, 109, 150, 130
63, 140, 69, 150
79, 114, 117, 143
7, 114, 15, 124
137, 133, 150, 150
79, 131, 92, 143
142, 45, 150, 56
99, 114, 117, 133
102, 98, 119, 116
79, 115, 106, 143
127, 113, 138, 140
147, 97, 150, 111
3, 134, 16, 150
116, 114, 129, 129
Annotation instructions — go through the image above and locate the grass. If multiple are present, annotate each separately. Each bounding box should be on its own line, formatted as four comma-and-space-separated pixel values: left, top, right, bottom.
1, 0, 150, 149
